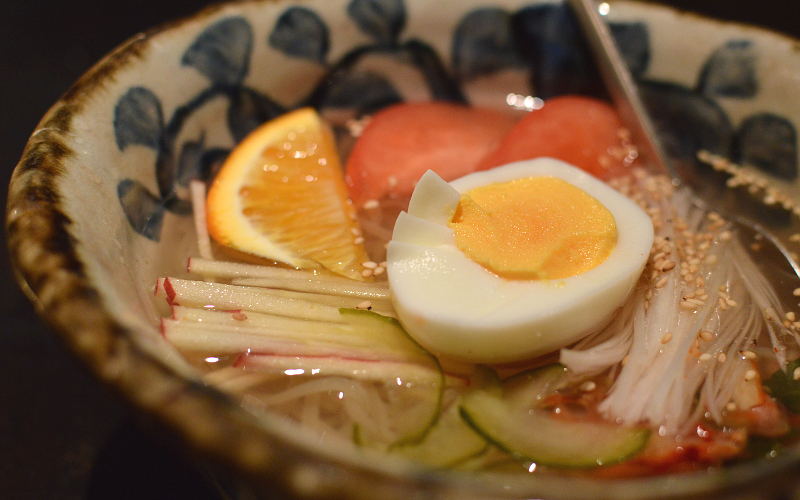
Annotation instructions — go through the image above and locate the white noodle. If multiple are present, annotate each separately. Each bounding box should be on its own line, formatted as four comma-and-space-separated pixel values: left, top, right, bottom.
261, 377, 359, 406
563, 170, 800, 434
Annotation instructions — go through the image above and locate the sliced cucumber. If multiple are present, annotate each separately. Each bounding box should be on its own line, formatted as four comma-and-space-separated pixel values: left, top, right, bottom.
393, 400, 488, 468
503, 363, 568, 406
460, 364, 648, 468
338, 309, 444, 448
243, 354, 442, 384
460, 390, 649, 468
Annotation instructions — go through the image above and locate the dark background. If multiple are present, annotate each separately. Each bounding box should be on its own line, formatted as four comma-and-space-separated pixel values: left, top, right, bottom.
0, 1, 797, 499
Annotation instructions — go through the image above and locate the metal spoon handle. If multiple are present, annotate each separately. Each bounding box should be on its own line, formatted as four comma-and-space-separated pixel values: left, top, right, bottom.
567, 0, 673, 177
569, 0, 800, 278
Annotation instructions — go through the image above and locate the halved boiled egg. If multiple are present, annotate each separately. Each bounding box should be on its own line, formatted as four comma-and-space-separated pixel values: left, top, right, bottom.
386, 158, 653, 364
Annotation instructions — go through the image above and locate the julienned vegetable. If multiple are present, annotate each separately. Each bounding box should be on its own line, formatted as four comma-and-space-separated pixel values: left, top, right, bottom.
460, 365, 650, 468
155, 97, 800, 478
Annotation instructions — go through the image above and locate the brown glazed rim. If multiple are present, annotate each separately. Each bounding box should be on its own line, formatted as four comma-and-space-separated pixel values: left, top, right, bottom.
6, 1, 800, 498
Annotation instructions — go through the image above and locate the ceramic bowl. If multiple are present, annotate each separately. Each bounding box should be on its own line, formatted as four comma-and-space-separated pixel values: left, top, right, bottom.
8, 0, 800, 498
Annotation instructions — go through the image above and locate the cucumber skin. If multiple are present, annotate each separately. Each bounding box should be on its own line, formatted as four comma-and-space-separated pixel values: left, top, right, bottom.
459, 401, 650, 469
339, 307, 400, 326
339, 308, 445, 448
393, 402, 489, 468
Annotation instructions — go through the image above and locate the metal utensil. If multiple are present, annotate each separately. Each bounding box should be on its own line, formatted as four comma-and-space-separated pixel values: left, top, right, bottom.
567, 0, 800, 280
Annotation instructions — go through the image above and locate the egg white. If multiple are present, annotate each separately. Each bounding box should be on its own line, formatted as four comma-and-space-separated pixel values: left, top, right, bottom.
386, 158, 654, 364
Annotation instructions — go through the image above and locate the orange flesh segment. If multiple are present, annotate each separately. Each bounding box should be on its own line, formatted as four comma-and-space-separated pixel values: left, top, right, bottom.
448, 177, 617, 280
206, 108, 370, 280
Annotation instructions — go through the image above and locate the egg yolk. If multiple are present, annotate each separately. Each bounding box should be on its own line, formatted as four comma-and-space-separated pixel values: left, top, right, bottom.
448, 176, 617, 280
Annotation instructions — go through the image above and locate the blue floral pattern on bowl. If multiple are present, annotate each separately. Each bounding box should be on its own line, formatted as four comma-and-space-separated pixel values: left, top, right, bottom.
113, 0, 798, 241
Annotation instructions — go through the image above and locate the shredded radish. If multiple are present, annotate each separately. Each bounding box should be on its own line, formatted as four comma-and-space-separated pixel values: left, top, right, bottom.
163, 277, 345, 322
190, 180, 214, 260
560, 170, 799, 434
188, 257, 389, 295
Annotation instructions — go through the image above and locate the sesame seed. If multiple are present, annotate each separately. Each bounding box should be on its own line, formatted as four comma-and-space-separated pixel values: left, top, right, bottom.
794, 288, 800, 297
373, 266, 385, 276
719, 231, 732, 242
657, 260, 676, 272
231, 311, 248, 321
699, 331, 714, 341
741, 350, 757, 360
655, 277, 668, 288
362, 199, 380, 210
725, 298, 738, 307
356, 300, 372, 310
744, 370, 757, 382
361, 269, 373, 278
354, 236, 365, 244
361, 261, 378, 269
717, 353, 727, 363
580, 381, 596, 392
793, 367, 800, 381
699, 353, 712, 361
661, 332, 673, 344
351, 227, 362, 236
726, 402, 738, 412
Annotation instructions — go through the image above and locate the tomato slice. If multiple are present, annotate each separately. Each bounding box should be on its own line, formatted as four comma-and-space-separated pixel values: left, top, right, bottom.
478, 95, 632, 179
344, 102, 518, 206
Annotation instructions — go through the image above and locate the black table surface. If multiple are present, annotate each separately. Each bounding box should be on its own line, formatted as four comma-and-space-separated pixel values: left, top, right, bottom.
1, 1, 797, 499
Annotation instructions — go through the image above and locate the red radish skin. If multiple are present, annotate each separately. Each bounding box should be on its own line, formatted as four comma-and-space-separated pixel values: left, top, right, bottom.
233, 352, 248, 368
244, 352, 388, 366
344, 102, 518, 206
163, 277, 177, 305
478, 95, 632, 179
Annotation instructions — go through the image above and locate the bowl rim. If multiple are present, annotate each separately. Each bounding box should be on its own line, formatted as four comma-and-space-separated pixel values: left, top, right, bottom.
7, 0, 800, 498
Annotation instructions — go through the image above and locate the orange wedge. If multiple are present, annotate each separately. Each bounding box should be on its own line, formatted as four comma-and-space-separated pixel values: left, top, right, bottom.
206, 108, 370, 280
